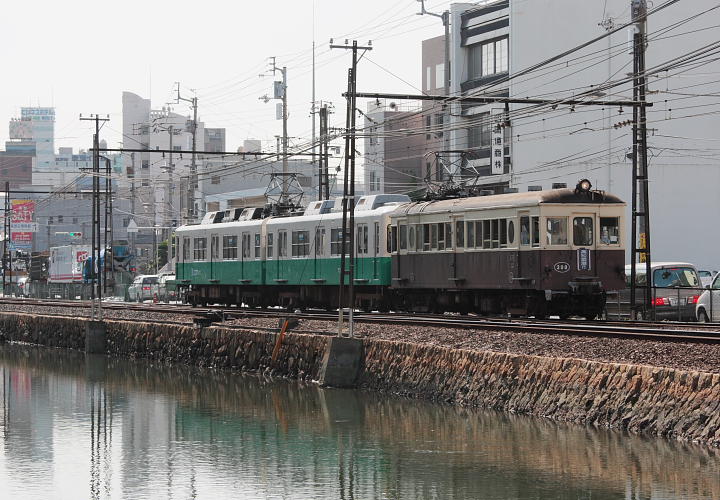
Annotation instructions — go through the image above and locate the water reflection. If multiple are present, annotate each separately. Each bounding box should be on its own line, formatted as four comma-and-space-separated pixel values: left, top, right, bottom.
0, 344, 718, 499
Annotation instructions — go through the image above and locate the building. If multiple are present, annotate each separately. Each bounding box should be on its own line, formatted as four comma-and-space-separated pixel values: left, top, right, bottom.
417, 0, 720, 268
363, 100, 425, 195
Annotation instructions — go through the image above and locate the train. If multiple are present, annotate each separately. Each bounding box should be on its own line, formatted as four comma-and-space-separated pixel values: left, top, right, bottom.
174, 182, 626, 319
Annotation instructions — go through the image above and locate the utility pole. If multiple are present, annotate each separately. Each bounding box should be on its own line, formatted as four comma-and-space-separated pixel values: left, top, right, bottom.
103, 157, 111, 295
265, 59, 289, 206
418, 0, 450, 180
2, 182, 9, 295
629, 0, 653, 319
80, 114, 109, 321
318, 104, 330, 201
331, 39, 372, 337
130, 152, 136, 266
176, 83, 198, 223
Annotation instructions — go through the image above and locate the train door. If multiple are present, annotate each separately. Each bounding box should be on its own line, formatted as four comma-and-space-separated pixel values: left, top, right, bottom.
373, 222, 380, 279
571, 213, 597, 273
210, 233, 219, 281
314, 226, 325, 280
277, 230, 288, 281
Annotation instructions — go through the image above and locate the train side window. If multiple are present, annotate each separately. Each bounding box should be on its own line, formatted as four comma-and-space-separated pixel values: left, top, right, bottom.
531, 216, 540, 247
600, 217, 620, 245
386, 225, 392, 253
278, 231, 288, 257
363, 225, 369, 255
315, 227, 326, 256
455, 220, 464, 248
430, 224, 438, 250
241, 233, 251, 259
223, 235, 237, 260
332, 228, 346, 255
423, 224, 431, 251
182, 237, 191, 261
445, 222, 453, 250
546, 217, 568, 245
193, 237, 207, 261
399, 223, 407, 251
499, 219, 507, 248
374, 223, 380, 255
466, 221, 475, 248
211, 234, 220, 261
491, 219, 500, 248
408, 225, 415, 251
416, 224, 423, 251
520, 216, 530, 246
437, 223, 445, 250
292, 231, 310, 257
356, 225, 367, 255
508, 220, 515, 245
391, 225, 398, 253
573, 217, 594, 246
267, 233, 274, 259
483, 220, 491, 249
254, 233, 261, 258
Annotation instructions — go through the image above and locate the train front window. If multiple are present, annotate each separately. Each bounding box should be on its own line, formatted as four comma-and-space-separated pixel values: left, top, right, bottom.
546, 217, 568, 245
573, 217, 594, 246
600, 217, 620, 245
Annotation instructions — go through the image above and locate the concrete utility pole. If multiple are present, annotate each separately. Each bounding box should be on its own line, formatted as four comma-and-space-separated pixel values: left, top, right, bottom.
81, 113, 110, 321
176, 83, 198, 223
330, 39, 372, 338
2, 182, 9, 295
418, 0, 451, 180
629, 0, 653, 319
130, 152, 136, 265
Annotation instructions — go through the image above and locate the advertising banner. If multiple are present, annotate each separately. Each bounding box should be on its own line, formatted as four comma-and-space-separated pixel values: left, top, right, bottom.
11, 200, 35, 250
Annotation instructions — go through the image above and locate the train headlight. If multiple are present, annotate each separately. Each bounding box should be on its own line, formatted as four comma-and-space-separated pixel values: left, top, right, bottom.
576, 179, 592, 193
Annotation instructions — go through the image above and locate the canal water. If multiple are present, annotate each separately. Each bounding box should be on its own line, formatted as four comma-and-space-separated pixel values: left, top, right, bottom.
0, 344, 718, 500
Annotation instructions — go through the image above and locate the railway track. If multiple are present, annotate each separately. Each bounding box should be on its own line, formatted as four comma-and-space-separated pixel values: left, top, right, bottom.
1, 297, 719, 344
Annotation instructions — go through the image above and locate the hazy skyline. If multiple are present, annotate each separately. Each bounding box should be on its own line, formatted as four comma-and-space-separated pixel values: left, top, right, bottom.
0, 0, 446, 155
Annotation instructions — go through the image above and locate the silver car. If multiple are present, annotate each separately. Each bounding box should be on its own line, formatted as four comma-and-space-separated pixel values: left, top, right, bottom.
128, 275, 158, 302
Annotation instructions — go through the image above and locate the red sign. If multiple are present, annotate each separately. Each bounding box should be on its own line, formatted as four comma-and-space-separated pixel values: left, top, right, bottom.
11, 200, 34, 248
76, 251, 89, 263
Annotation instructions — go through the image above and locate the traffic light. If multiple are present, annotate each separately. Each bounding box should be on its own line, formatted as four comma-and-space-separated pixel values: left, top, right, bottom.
69, 232, 82, 239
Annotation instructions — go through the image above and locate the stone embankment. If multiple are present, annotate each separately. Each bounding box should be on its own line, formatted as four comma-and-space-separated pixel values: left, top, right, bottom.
0, 310, 718, 446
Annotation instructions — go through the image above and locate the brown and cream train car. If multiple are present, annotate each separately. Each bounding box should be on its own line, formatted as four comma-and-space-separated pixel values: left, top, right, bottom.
386, 185, 626, 318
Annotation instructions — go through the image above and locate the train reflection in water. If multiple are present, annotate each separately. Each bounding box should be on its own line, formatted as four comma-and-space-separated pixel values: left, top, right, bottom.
0, 344, 718, 499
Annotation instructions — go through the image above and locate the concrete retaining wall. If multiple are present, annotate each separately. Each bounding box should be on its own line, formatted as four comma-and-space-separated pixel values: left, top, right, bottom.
0, 311, 718, 446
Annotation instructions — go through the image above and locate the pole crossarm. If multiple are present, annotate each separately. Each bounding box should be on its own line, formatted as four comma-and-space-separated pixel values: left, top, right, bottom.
347, 92, 650, 108
93, 148, 317, 157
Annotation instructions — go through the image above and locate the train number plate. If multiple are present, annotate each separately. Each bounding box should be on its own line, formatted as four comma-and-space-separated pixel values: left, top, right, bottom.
553, 262, 570, 273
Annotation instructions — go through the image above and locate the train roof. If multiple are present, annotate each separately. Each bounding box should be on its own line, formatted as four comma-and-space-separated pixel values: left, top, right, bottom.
393, 188, 624, 216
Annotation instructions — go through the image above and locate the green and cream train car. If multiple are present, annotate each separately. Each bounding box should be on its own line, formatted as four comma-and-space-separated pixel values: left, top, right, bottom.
174, 194, 410, 309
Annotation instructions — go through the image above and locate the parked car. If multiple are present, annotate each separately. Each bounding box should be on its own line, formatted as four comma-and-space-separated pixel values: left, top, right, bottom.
697, 270, 717, 288
607, 263, 702, 321
152, 274, 177, 303
696, 272, 720, 322
127, 275, 158, 302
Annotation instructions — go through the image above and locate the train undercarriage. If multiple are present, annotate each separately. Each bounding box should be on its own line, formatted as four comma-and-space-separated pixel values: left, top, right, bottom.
183, 284, 606, 319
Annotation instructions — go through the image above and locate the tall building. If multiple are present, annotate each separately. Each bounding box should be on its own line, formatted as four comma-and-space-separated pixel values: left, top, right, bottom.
432, 0, 720, 267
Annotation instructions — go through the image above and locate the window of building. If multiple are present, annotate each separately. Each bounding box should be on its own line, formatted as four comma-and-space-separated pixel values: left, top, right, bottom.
223, 235, 238, 259
211, 176, 220, 185
435, 63, 444, 89
425, 66, 432, 91
58, 215, 64, 223
291, 231, 310, 257
468, 36, 509, 80
468, 115, 492, 151
141, 160, 149, 169
546, 217, 568, 245
193, 237, 207, 261
173, 145, 181, 151
573, 217, 594, 246
141, 180, 149, 187
600, 217, 620, 245
435, 113, 444, 138
425, 115, 432, 140
278, 231, 288, 257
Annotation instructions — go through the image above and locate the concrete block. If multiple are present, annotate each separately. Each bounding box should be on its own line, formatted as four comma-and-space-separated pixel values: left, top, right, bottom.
318, 336, 363, 388
85, 320, 107, 354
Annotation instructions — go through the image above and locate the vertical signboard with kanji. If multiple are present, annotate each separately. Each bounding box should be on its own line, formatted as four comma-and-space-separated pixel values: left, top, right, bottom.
490, 108, 504, 175
11, 200, 34, 251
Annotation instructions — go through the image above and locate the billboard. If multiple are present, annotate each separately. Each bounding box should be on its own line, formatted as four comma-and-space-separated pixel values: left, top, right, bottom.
20, 107, 55, 122
11, 200, 35, 250
9, 120, 33, 140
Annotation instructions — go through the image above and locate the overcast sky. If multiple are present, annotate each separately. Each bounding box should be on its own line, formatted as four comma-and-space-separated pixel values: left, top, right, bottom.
0, 0, 447, 156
